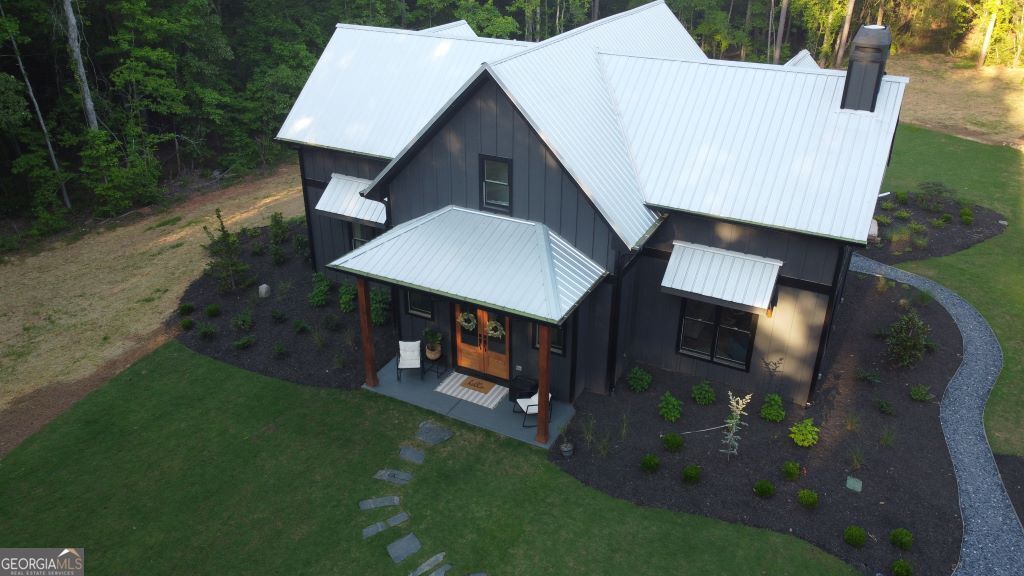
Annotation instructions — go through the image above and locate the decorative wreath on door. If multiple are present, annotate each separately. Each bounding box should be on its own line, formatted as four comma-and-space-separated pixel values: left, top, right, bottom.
486, 320, 506, 339
458, 312, 477, 332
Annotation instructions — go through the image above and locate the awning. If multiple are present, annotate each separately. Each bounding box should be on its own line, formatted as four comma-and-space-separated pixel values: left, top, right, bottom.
328, 206, 607, 324
315, 174, 386, 226
661, 241, 782, 313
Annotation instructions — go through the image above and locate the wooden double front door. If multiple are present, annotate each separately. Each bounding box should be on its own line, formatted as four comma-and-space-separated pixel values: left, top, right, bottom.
454, 304, 510, 380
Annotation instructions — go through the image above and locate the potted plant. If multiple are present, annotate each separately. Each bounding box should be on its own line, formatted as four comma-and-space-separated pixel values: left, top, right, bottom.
423, 327, 443, 360
559, 425, 574, 458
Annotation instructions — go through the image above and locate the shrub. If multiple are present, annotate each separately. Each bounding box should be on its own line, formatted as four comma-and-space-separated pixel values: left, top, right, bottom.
293, 320, 311, 334
844, 525, 867, 548
877, 399, 895, 415
875, 214, 892, 226
205, 304, 221, 318
789, 419, 820, 448
293, 234, 310, 259
198, 323, 217, 340
912, 236, 929, 249
893, 190, 909, 204
231, 310, 253, 332
662, 432, 684, 453
753, 479, 775, 498
960, 206, 974, 226
909, 384, 934, 402
233, 335, 256, 350
782, 460, 801, 480
370, 288, 391, 326
179, 318, 195, 330
250, 243, 267, 256
271, 245, 287, 266
915, 180, 955, 212
797, 488, 819, 510
202, 208, 253, 293
272, 343, 287, 359
178, 303, 195, 316
640, 454, 660, 473
931, 213, 953, 228
891, 559, 913, 576
894, 209, 911, 220
681, 465, 701, 484
269, 211, 289, 245
880, 427, 896, 447
323, 313, 342, 332
338, 283, 357, 313
908, 222, 926, 234
658, 391, 682, 423
627, 366, 652, 393
691, 379, 715, 405
271, 309, 287, 324
856, 370, 882, 385
308, 273, 331, 307
760, 393, 786, 423
890, 528, 913, 550
880, 199, 895, 211
886, 309, 930, 368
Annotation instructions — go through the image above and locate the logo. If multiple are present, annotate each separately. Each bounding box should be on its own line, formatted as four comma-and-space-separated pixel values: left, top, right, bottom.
0, 548, 85, 576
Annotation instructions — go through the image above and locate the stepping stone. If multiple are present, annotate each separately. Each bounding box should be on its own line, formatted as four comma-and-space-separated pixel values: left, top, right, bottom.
409, 552, 445, 576
400, 446, 425, 465
387, 511, 410, 527
846, 476, 863, 493
360, 496, 400, 510
362, 521, 387, 539
416, 421, 453, 446
428, 564, 452, 576
387, 533, 421, 564
374, 469, 414, 485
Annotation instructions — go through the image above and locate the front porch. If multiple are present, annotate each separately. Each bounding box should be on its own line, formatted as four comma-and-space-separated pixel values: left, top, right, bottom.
363, 357, 574, 449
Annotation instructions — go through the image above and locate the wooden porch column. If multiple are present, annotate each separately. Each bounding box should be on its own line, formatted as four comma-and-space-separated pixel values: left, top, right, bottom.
536, 324, 551, 444
356, 277, 379, 387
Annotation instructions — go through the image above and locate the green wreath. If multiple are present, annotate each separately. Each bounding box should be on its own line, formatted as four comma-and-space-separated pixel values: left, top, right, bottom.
486, 320, 506, 339
458, 312, 477, 332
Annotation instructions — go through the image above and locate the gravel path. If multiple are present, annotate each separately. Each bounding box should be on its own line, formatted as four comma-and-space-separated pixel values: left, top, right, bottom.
850, 254, 1024, 575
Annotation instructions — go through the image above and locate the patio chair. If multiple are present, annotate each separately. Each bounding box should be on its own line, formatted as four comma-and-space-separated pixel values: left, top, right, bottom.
396, 340, 424, 381
513, 391, 552, 428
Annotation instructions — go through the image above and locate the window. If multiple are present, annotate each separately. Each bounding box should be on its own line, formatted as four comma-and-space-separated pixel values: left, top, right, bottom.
406, 290, 433, 320
532, 323, 566, 356
351, 223, 375, 249
480, 156, 511, 212
678, 299, 757, 370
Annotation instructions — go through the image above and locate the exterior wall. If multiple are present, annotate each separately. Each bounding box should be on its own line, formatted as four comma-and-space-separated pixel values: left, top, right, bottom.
385, 78, 625, 272
575, 281, 613, 398
621, 255, 828, 405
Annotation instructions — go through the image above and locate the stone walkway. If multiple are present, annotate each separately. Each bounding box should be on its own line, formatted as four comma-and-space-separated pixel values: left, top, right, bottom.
851, 255, 1024, 575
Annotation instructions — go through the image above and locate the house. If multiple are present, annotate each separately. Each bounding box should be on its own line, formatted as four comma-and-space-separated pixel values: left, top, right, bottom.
277, 1, 906, 445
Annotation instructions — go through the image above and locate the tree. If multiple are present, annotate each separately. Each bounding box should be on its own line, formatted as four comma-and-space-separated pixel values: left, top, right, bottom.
773, 0, 791, 63
834, 0, 856, 64
61, 0, 98, 131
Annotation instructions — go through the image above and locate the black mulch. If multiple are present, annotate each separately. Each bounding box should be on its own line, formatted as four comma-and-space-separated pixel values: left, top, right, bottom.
551, 274, 963, 575
173, 221, 396, 389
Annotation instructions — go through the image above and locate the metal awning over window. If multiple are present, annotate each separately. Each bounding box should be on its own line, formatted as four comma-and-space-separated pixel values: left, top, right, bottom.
661, 241, 782, 313
328, 205, 607, 325
315, 173, 386, 226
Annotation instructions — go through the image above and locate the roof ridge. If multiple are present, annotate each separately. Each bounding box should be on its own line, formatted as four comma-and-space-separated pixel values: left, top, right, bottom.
488, 0, 667, 67
330, 173, 373, 184
334, 23, 530, 47
534, 224, 561, 320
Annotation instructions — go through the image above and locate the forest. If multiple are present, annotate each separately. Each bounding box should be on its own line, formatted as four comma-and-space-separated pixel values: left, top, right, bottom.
0, 0, 1020, 247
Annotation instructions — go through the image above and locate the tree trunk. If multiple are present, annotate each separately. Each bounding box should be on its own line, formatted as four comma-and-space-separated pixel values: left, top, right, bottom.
978, 5, 999, 68
62, 0, 98, 131
773, 0, 790, 64
741, 0, 752, 60
591, 0, 599, 21
1, 0, 71, 209
876, 0, 884, 25
835, 0, 857, 65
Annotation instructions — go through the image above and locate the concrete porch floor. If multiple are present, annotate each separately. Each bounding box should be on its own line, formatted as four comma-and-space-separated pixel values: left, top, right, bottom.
363, 356, 574, 449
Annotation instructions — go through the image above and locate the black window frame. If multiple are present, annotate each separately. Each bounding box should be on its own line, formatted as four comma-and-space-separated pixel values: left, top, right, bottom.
405, 290, 434, 320
350, 222, 375, 250
676, 299, 758, 372
479, 155, 512, 214
531, 323, 566, 356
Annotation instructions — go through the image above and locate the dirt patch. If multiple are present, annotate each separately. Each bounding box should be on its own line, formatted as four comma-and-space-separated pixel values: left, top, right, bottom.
552, 274, 963, 575
886, 54, 1024, 149
0, 162, 302, 411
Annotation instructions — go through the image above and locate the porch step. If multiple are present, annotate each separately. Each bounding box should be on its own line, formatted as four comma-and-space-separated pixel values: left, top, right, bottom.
428, 564, 452, 576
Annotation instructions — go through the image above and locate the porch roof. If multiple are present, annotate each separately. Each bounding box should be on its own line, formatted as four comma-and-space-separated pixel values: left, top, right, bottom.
661, 241, 782, 313
314, 173, 386, 226
328, 206, 607, 324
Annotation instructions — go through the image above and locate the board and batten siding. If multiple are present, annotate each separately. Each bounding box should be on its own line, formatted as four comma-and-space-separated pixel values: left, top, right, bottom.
386, 78, 624, 272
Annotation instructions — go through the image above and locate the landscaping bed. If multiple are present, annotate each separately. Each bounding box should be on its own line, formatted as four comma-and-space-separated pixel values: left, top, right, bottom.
173, 215, 395, 389
552, 273, 963, 576
859, 181, 1006, 264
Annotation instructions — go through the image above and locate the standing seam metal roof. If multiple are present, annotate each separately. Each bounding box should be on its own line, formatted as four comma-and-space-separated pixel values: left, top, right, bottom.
314, 174, 386, 226
784, 49, 820, 69
419, 20, 478, 37
661, 241, 783, 311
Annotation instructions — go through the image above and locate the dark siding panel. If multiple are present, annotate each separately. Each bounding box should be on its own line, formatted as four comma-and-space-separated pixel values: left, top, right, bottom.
300, 147, 386, 183
575, 283, 612, 396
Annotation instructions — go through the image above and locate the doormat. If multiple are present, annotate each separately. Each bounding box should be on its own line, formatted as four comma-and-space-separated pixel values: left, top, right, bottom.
435, 372, 507, 409
461, 378, 496, 395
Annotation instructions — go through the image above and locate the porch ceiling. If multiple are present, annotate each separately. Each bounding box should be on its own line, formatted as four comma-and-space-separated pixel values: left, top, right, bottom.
328, 205, 607, 324
661, 240, 783, 313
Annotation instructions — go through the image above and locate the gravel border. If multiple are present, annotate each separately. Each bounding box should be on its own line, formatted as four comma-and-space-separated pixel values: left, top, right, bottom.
851, 254, 1024, 575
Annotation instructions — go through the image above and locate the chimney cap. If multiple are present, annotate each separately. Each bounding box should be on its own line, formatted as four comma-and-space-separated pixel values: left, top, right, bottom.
851, 25, 892, 50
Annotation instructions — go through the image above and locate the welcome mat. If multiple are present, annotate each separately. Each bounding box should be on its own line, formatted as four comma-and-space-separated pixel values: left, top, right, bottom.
435, 372, 507, 409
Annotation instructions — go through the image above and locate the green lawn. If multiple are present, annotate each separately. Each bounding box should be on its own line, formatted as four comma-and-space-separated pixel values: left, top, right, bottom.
0, 341, 852, 575
882, 124, 1024, 456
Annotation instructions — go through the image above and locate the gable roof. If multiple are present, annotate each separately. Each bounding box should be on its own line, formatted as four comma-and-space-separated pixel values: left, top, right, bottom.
276, 23, 529, 158
420, 20, 478, 37
600, 54, 906, 242
784, 49, 820, 69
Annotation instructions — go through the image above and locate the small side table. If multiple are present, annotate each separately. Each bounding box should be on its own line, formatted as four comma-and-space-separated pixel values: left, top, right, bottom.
423, 354, 448, 379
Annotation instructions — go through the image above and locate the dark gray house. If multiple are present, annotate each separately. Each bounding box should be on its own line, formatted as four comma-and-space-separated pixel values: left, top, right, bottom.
277, 2, 906, 444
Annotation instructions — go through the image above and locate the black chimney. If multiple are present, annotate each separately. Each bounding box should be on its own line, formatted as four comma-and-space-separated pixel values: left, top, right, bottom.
841, 25, 892, 112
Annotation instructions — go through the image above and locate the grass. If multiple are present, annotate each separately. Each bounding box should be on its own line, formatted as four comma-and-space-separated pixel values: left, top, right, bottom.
884, 124, 1024, 455
0, 341, 853, 575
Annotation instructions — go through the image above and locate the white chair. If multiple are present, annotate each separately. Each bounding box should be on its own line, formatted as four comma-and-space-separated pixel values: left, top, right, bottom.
396, 340, 423, 381
514, 391, 552, 428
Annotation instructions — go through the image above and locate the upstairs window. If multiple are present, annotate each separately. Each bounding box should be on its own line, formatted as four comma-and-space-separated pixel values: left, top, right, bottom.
678, 299, 757, 370
481, 156, 511, 213
351, 223, 375, 249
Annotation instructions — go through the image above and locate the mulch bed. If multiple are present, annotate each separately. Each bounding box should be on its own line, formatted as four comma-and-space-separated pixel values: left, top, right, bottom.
551, 274, 963, 575
173, 221, 396, 389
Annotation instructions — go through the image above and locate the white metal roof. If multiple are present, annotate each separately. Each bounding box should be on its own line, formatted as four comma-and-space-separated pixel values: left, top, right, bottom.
661, 241, 782, 312
420, 20, 477, 37
328, 206, 607, 324
486, 0, 706, 250
276, 24, 529, 157
785, 49, 820, 69
315, 174, 386, 226
600, 54, 907, 243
